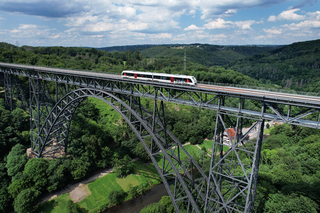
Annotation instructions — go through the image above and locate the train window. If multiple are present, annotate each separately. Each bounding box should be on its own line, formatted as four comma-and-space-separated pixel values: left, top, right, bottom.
187, 78, 191, 83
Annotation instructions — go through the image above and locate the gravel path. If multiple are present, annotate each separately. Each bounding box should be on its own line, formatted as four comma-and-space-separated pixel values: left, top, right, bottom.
38, 167, 114, 204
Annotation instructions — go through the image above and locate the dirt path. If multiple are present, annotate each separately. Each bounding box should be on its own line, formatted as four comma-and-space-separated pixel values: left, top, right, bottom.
39, 158, 140, 204
38, 167, 114, 204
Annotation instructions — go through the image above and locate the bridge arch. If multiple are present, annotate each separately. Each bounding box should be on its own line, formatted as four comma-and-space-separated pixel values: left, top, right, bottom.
33, 87, 207, 213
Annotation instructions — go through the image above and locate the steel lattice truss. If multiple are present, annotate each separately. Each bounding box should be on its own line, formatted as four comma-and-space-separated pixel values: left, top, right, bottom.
33, 87, 208, 212
1, 63, 320, 212
204, 97, 265, 212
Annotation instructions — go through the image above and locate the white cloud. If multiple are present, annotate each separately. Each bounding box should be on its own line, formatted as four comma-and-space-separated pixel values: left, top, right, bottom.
9, 24, 61, 43
255, 35, 266, 40
1, 0, 319, 46
284, 20, 320, 30
280, 10, 320, 30
184, 24, 202, 31
188, 9, 196, 16
262, 10, 320, 44
306, 11, 320, 20
234, 20, 256, 30
263, 28, 282, 34
85, 22, 115, 32
268, 15, 277, 22
152, 33, 172, 39
209, 34, 228, 42
268, 8, 305, 21
19, 24, 38, 30
204, 18, 232, 29
204, 18, 255, 30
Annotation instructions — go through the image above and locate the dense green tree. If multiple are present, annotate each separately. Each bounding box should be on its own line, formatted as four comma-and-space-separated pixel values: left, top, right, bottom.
66, 200, 87, 213
13, 188, 40, 213
0, 186, 11, 213
71, 156, 90, 180
140, 196, 175, 213
264, 193, 318, 213
8, 174, 32, 198
159, 196, 175, 213
24, 158, 49, 190
0, 162, 10, 189
5, 144, 27, 181
108, 189, 127, 205
46, 159, 69, 192
134, 141, 150, 162
113, 154, 134, 177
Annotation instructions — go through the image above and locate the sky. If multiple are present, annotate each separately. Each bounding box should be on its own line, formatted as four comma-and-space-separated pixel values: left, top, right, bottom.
0, 0, 319, 47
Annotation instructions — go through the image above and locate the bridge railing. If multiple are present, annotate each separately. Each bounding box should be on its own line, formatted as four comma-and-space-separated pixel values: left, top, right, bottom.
198, 81, 320, 97
3, 63, 320, 97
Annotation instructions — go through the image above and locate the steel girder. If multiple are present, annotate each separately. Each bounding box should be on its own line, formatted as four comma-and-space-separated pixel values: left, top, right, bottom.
33, 87, 211, 212
1, 65, 320, 128
204, 97, 265, 213
3, 73, 27, 110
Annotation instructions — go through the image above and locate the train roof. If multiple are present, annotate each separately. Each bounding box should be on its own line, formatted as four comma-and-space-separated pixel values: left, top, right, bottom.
122, 70, 195, 78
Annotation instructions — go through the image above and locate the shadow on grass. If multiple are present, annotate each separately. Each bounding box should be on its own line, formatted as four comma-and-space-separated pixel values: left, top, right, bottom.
34, 200, 57, 213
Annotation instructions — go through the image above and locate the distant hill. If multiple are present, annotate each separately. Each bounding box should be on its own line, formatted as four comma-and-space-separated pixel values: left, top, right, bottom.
98, 44, 280, 66
0, 42, 19, 49
226, 39, 320, 92
98, 44, 158, 52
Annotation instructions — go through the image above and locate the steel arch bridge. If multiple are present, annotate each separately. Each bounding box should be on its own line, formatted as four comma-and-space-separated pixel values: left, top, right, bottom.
2, 62, 320, 212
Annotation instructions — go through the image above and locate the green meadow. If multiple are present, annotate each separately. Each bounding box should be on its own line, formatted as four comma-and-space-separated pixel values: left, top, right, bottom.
35, 161, 161, 213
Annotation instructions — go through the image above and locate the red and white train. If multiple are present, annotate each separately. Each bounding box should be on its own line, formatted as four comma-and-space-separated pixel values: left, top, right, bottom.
121, 70, 197, 86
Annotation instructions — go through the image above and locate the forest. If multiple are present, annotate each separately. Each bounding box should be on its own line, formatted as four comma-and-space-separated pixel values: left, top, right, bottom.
226, 39, 320, 93
0, 40, 319, 213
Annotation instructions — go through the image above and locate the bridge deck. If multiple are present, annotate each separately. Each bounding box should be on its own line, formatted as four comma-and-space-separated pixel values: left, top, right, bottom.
1, 62, 320, 108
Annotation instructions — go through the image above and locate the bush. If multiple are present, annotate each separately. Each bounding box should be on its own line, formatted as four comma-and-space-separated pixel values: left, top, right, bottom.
108, 189, 127, 205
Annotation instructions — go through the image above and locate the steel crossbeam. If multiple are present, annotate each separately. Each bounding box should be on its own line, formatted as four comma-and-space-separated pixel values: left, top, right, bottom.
1, 63, 320, 212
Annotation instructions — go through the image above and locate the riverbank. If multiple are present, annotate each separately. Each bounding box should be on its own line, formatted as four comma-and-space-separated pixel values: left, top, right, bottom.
35, 160, 161, 213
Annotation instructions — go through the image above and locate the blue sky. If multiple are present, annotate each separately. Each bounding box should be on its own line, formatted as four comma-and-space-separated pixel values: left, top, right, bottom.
0, 0, 319, 47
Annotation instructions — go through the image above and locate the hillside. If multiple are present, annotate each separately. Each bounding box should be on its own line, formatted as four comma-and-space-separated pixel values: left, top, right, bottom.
140, 44, 279, 66
226, 39, 320, 92
98, 44, 157, 52
98, 44, 279, 66
0, 43, 263, 87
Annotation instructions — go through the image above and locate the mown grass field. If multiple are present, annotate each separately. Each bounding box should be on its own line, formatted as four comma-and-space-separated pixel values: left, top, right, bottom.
35, 194, 74, 213
35, 161, 161, 213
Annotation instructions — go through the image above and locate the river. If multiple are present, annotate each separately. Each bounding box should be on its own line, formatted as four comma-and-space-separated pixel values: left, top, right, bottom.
105, 183, 168, 213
